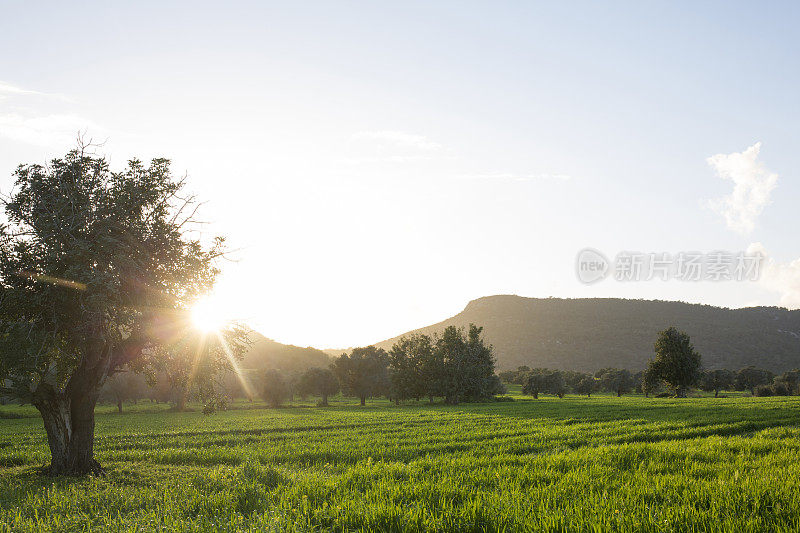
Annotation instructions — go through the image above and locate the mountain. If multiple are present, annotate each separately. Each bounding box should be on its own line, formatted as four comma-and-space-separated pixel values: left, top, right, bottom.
242, 333, 331, 373
372, 295, 800, 372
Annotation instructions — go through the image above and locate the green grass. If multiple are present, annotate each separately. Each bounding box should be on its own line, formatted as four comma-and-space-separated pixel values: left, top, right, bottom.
1, 394, 800, 532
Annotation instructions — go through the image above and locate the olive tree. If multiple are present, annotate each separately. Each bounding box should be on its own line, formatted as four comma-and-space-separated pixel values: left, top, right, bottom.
0, 145, 240, 475
646, 327, 702, 397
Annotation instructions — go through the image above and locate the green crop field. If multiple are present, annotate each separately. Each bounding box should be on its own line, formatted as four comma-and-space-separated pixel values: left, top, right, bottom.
2, 394, 800, 532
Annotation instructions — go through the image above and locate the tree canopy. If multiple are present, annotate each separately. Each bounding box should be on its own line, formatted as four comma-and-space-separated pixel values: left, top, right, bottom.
0, 145, 242, 475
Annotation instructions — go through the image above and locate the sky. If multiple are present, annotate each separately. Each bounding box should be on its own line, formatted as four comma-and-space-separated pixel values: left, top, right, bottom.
1, 1, 799, 348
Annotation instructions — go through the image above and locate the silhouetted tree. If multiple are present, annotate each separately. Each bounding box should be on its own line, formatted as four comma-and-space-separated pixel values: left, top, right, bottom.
261, 369, 290, 407
0, 144, 242, 475
734, 366, 774, 395
646, 327, 702, 397
101, 372, 148, 413
700, 369, 734, 398
297, 367, 339, 406
332, 346, 389, 405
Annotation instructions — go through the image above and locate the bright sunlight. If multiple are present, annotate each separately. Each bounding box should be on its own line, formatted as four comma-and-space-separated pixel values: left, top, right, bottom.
190, 297, 228, 332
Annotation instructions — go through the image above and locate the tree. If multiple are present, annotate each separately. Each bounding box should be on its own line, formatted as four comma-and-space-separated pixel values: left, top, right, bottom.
0, 145, 239, 475
101, 372, 148, 413
261, 369, 289, 407
645, 327, 702, 397
388, 335, 427, 404
597, 368, 635, 397
574, 376, 598, 397
460, 325, 497, 401
522, 369, 564, 399
734, 366, 775, 395
775, 369, 800, 395
699, 369, 734, 398
332, 346, 389, 406
297, 367, 339, 406
641, 366, 661, 398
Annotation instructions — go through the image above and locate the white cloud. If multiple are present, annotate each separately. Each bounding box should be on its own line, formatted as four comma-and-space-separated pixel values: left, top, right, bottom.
0, 113, 101, 147
0, 81, 95, 146
345, 130, 445, 163
707, 142, 777, 235
0, 81, 43, 99
457, 172, 571, 182
747, 242, 800, 308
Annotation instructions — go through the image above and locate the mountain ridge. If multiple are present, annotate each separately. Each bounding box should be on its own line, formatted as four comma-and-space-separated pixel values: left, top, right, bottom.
355, 295, 800, 372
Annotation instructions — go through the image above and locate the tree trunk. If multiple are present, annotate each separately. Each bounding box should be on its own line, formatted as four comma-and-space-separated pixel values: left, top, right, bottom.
320, 394, 328, 406
176, 393, 187, 412
117, 398, 123, 414
714, 389, 720, 398
428, 395, 434, 404
360, 395, 366, 406
394, 397, 399, 406
617, 390, 622, 397
33, 386, 103, 476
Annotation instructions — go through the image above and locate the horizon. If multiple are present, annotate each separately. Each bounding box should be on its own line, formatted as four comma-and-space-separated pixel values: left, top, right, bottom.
2, 1, 799, 347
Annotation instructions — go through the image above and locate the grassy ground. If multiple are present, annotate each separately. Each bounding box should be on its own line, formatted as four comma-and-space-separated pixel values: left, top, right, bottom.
1, 393, 800, 532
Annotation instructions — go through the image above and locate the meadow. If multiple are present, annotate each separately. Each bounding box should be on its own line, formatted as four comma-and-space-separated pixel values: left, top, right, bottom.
1, 392, 800, 532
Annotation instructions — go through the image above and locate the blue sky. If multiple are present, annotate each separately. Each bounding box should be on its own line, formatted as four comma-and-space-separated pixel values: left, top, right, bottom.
1, 1, 799, 347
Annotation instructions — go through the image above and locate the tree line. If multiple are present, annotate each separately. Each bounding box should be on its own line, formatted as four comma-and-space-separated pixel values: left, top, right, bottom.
257, 324, 504, 407
502, 327, 799, 399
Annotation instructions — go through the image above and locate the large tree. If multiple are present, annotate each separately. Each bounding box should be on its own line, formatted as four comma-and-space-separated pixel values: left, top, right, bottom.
331, 346, 389, 406
646, 327, 702, 397
0, 145, 240, 475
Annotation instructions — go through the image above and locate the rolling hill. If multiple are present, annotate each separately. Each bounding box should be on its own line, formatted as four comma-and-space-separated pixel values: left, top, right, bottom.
242, 333, 331, 373
371, 295, 800, 372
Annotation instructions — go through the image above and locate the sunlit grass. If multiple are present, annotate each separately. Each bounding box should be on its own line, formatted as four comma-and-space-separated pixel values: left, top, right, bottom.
1, 394, 800, 531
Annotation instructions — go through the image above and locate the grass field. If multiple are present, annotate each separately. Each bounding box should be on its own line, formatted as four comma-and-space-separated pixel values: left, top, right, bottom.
2, 393, 800, 532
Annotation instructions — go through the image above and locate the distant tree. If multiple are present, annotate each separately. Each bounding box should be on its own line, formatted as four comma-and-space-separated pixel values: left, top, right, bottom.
774, 369, 800, 396
563, 371, 587, 391
574, 376, 598, 397
498, 370, 519, 383
699, 369, 734, 398
389, 335, 427, 404
461, 325, 497, 401
641, 366, 662, 398
597, 369, 635, 397
0, 145, 242, 475
522, 369, 564, 398
332, 346, 389, 406
734, 366, 774, 395
646, 327, 702, 397
261, 369, 290, 407
102, 372, 148, 413
297, 368, 339, 406
432, 324, 499, 404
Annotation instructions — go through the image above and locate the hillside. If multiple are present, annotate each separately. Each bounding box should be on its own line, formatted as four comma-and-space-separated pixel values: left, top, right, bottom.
243, 333, 331, 373
372, 296, 800, 372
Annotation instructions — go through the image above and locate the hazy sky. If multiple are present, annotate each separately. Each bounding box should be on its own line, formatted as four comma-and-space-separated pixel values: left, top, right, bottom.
2, 1, 799, 348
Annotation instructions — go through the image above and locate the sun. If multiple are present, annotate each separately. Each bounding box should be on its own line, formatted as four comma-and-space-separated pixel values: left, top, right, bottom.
190, 297, 228, 332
